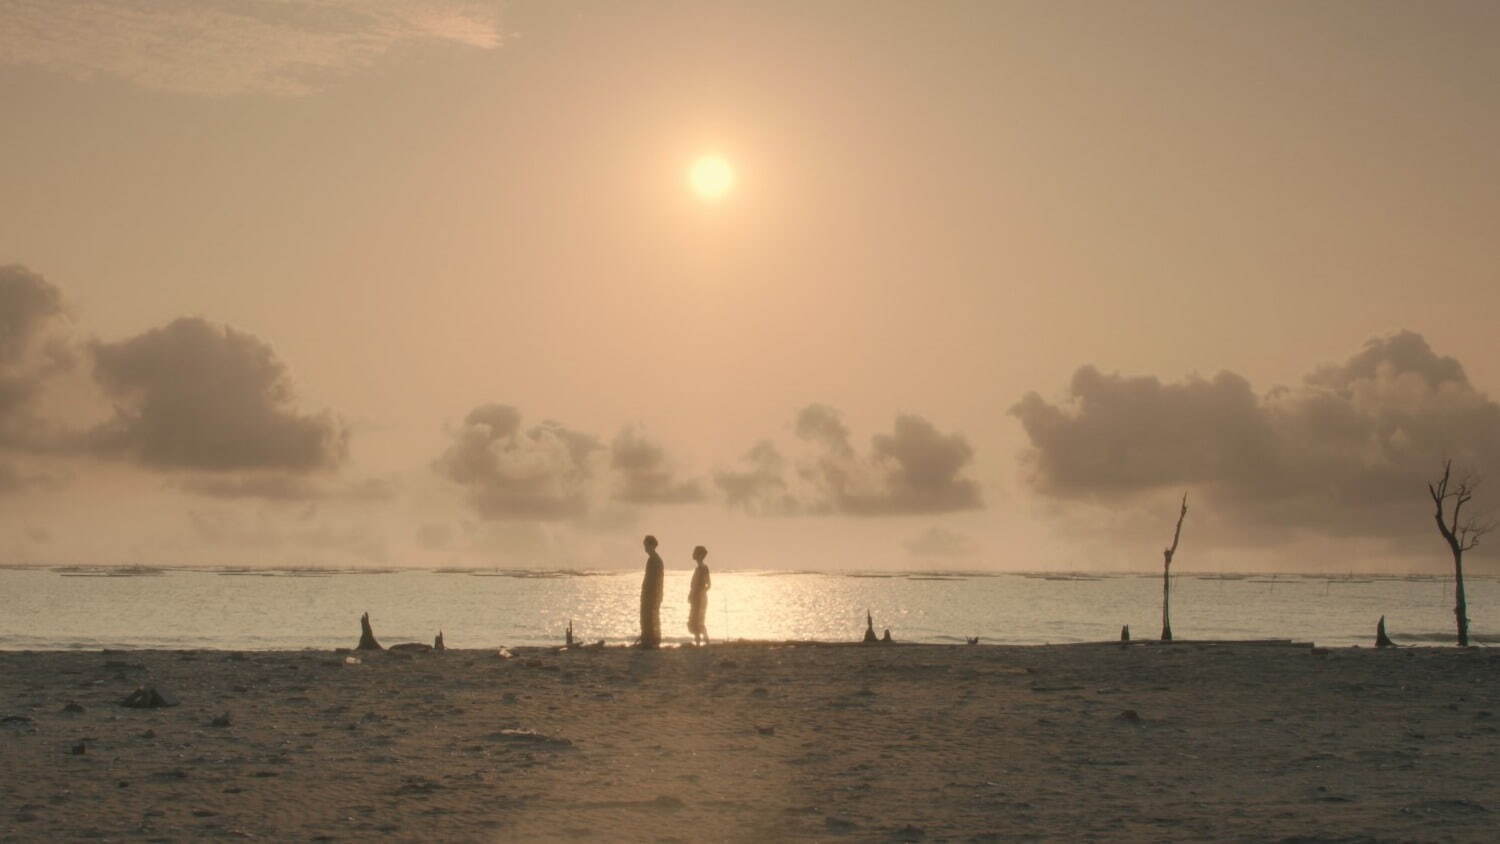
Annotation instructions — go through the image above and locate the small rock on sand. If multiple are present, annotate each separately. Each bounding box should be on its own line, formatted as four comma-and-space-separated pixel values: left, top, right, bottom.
120, 686, 179, 709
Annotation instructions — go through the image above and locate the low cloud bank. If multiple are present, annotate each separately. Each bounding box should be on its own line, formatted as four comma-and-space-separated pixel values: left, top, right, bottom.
435, 405, 703, 521
0, 265, 74, 451
88, 317, 348, 472
716, 405, 983, 517
1, 265, 353, 501
611, 426, 704, 505
1011, 331, 1500, 544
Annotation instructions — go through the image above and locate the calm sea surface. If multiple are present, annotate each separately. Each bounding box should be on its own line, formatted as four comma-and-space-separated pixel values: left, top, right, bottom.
0, 566, 1493, 651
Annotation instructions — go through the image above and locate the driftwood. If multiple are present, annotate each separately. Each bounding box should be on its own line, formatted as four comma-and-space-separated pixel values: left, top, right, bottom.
966, 636, 979, 645
389, 642, 431, 653
1375, 616, 1395, 648
356, 612, 383, 651
1112, 638, 1309, 648
1161, 493, 1188, 641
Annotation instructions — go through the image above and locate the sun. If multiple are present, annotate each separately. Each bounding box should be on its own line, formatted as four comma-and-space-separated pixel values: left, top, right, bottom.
688, 154, 735, 201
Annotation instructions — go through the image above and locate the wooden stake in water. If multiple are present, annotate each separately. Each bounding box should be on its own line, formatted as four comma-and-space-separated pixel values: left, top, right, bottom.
1161, 492, 1188, 642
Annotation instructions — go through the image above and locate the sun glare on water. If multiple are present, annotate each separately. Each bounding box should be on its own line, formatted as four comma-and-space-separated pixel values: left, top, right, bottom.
688, 155, 735, 201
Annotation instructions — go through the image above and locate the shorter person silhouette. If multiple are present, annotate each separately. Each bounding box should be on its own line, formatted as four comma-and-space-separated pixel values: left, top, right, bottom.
687, 545, 712, 645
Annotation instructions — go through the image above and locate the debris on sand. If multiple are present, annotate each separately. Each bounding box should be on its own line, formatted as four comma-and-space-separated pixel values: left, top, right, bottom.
2, 714, 36, 733
489, 728, 574, 749
119, 686, 179, 709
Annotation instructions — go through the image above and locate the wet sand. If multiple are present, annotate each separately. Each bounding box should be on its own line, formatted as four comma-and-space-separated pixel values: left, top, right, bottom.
2, 641, 1497, 841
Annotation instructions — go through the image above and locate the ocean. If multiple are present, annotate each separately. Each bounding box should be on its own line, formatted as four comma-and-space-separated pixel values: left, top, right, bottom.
0, 566, 1492, 651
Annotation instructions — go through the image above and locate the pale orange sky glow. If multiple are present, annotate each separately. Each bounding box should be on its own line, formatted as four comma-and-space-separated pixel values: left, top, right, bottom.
2, 1, 1499, 573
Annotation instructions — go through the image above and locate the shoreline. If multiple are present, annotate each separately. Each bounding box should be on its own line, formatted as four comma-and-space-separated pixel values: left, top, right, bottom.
5, 642, 1499, 840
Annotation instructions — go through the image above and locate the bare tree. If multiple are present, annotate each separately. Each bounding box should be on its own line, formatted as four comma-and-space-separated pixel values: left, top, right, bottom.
1428, 460, 1493, 647
1161, 492, 1188, 641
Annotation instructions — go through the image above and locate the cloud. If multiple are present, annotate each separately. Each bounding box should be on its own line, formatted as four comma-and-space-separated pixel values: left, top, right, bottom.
1010, 367, 1272, 497
434, 404, 602, 520
87, 317, 348, 472
0, 0, 504, 96
436, 405, 711, 520
719, 406, 983, 517
714, 440, 801, 516
904, 526, 980, 558
1011, 331, 1500, 544
853, 415, 983, 515
0, 265, 73, 450
0, 264, 66, 364
795, 403, 854, 457
610, 425, 704, 505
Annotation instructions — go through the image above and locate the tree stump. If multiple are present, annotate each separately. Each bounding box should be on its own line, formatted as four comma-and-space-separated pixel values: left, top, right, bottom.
1375, 616, 1395, 648
862, 610, 878, 643
1121, 624, 1131, 642
434, 631, 445, 651
356, 612, 383, 651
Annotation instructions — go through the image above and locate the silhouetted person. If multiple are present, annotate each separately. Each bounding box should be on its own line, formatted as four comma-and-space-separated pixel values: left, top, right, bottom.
639, 535, 664, 649
688, 545, 712, 645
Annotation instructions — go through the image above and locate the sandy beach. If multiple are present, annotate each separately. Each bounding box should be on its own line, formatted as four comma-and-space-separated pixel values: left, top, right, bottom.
3, 641, 1498, 841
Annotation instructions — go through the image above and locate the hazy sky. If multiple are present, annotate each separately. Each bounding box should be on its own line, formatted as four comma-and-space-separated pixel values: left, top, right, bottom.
2, 1, 1498, 572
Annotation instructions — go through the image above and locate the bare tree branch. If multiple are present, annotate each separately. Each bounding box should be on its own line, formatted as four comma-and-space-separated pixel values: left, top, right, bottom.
1458, 516, 1494, 552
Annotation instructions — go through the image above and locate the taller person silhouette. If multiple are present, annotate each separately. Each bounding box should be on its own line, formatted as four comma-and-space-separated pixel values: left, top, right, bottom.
639, 534, 664, 649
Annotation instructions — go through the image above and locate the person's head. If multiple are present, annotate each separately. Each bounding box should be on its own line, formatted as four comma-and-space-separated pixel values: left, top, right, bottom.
643, 535, 658, 552
693, 545, 708, 563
